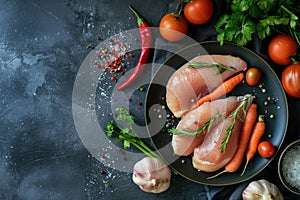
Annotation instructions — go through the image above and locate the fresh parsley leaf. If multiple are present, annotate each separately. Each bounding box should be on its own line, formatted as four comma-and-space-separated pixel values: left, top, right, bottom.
123, 140, 131, 149
238, 20, 256, 46
257, 16, 289, 39
231, 0, 251, 13
257, 0, 276, 13
216, 0, 300, 50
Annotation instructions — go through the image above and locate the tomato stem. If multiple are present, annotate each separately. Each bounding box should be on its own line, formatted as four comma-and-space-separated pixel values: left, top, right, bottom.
175, 0, 186, 16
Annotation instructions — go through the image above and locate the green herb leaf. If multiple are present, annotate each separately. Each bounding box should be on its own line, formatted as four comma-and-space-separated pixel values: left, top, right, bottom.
257, 0, 276, 14
123, 140, 131, 149
219, 95, 252, 152
104, 107, 179, 174
188, 62, 236, 75
170, 112, 225, 137
216, 0, 300, 50
257, 16, 289, 39
238, 20, 256, 46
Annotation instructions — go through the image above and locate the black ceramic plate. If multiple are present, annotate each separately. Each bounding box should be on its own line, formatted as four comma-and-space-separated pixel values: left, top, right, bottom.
145, 41, 288, 186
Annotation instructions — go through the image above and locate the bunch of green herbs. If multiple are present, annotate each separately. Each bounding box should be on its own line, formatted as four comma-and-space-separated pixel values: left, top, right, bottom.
105, 107, 178, 174
216, 0, 300, 48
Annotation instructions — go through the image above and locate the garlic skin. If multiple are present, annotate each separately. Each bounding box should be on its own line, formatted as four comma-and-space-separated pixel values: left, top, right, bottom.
132, 157, 171, 193
242, 179, 284, 200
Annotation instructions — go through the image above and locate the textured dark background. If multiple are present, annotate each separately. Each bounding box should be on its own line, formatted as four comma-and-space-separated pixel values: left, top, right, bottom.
0, 0, 299, 199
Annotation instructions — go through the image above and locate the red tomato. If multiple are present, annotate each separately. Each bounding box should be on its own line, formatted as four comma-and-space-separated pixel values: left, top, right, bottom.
268, 35, 298, 65
246, 68, 262, 86
282, 63, 300, 98
159, 14, 188, 42
184, 0, 213, 25
258, 141, 275, 158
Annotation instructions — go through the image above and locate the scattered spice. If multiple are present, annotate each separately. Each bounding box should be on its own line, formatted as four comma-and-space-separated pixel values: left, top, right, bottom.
86, 43, 95, 49
105, 182, 112, 188
137, 100, 142, 106
268, 134, 272, 138
138, 87, 145, 91
111, 76, 116, 81
92, 38, 135, 82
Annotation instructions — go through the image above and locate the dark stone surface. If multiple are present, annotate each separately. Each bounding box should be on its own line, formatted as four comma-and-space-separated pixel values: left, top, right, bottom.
0, 0, 207, 199
0, 0, 299, 199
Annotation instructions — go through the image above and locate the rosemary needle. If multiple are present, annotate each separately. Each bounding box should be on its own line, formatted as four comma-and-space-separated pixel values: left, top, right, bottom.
188, 62, 236, 75
170, 112, 225, 136
219, 95, 252, 152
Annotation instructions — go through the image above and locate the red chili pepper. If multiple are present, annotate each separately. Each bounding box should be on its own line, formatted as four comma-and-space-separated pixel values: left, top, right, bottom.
117, 5, 152, 90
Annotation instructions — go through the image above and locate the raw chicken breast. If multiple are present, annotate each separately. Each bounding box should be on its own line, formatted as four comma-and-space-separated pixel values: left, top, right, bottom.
166, 55, 247, 118
192, 96, 252, 172
172, 96, 241, 156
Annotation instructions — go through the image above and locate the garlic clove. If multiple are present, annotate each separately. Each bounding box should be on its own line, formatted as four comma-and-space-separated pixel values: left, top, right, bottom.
132, 157, 171, 193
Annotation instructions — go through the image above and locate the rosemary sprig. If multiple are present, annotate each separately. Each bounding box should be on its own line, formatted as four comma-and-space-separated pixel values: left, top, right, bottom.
219, 95, 252, 152
188, 62, 236, 75
170, 112, 225, 137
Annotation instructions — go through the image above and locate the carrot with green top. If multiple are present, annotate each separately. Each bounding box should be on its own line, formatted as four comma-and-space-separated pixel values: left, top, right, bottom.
241, 114, 265, 176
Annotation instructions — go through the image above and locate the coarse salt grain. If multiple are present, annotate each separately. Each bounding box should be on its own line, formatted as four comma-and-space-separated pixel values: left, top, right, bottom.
281, 145, 300, 190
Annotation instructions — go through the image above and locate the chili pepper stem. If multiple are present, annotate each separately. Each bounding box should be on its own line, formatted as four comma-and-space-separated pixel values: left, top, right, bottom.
128, 5, 144, 26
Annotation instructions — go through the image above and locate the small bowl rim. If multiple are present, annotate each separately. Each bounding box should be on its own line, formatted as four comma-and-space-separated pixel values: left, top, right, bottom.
278, 139, 300, 196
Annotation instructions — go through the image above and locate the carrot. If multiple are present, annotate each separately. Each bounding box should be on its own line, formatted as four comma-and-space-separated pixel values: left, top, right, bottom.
196, 73, 244, 107
241, 114, 265, 176
207, 103, 257, 179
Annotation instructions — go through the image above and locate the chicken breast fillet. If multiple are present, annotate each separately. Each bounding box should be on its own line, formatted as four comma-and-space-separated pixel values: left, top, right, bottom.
192, 96, 252, 172
172, 96, 240, 156
166, 55, 247, 118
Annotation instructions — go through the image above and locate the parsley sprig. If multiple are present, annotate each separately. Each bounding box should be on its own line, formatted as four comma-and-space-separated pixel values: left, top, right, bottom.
105, 107, 157, 157
188, 62, 236, 75
105, 107, 178, 174
216, 0, 300, 56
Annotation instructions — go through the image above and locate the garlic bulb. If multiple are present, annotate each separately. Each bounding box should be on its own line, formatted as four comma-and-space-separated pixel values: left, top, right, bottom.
242, 179, 284, 200
132, 157, 171, 193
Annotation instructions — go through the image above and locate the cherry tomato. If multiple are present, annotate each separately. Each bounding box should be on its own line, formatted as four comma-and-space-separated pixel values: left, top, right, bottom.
282, 63, 300, 98
268, 34, 298, 65
159, 13, 188, 42
258, 141, 275, 158
184, 0, 213, 25
246, 68, 262, 86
